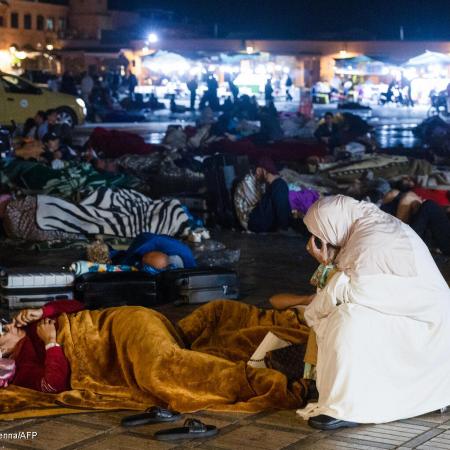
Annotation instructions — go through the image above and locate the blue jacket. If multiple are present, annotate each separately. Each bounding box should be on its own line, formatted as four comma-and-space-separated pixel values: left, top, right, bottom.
112, 233, 197, 268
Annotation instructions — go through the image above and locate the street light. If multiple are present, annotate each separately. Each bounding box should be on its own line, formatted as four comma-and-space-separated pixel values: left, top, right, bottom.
148, 33, 158, 44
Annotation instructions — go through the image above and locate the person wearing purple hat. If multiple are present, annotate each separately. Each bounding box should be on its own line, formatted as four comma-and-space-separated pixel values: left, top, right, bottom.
247, 157, 292, 233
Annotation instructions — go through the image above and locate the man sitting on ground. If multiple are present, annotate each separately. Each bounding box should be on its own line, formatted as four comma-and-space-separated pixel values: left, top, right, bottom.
248, 157, 292, 233
314, 112, 338, 150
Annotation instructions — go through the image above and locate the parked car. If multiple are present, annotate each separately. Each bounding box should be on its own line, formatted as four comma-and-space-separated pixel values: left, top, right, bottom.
0, 72, 86, 127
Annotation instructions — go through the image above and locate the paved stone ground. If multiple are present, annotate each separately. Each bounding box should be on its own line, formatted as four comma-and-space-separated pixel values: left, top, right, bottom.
0, 231, 449, 450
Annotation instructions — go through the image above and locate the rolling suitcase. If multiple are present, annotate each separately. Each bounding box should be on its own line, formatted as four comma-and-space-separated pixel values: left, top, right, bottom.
74, 271, 162, 309
161, 268, 239, 305
203, 154, 249, 228
0, 268, 75, 309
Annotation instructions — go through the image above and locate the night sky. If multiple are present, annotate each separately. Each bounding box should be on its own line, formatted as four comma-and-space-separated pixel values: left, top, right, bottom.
50, 0, 450, 40
113, 0, 450, 40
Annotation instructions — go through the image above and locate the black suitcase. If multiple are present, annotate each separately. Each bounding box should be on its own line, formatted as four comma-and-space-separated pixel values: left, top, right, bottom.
160, 268, 239, 305
168, 194, 210, 224
203, 154, 249, 228
74, 272, 162, 309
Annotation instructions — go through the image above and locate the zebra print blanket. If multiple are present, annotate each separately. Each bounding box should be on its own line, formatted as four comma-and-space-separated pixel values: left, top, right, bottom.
36, 188, 190, 238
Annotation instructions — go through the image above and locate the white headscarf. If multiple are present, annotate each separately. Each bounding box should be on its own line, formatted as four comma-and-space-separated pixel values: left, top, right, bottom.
303, 195, 417, 278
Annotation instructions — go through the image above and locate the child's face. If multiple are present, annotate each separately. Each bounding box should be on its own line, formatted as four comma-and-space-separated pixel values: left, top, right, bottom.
48, 139, 60, 152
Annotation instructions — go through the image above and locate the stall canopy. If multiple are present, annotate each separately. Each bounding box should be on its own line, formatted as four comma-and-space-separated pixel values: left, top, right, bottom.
142, 51, 190, 73
403, 51, 450, 67
334, 55, 392, 75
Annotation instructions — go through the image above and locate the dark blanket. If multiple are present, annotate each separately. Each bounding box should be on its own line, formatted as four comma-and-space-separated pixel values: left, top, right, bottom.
207, 138, 327, 162
89, 127, 165, 158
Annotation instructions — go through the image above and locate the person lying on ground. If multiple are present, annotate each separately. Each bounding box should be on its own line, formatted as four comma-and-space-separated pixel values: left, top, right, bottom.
0, 188, 190, 242
0, 298, 315, 415
369, 188, 450, 255
111, 232, 197, 272
247, 157, 292, 233
0, 193, 80, 242
0, 300, 84, 393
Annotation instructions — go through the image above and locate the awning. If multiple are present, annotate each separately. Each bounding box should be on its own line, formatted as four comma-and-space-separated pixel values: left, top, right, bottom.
403, 50, 450, 67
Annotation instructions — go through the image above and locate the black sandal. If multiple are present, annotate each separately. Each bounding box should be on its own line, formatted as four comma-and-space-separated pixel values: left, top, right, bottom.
121, 406, 182, 427
154, 418, 219, 441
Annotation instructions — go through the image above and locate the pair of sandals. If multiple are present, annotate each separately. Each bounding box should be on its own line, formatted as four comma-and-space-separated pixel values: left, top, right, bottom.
121, 406, 218, 441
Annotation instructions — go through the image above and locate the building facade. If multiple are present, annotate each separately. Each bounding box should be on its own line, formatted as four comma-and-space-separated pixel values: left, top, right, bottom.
0, 0, 68, 72
0, 0, 139, 74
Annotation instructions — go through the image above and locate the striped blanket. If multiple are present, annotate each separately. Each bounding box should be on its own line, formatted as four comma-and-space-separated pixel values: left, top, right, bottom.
36, 188, 190, 238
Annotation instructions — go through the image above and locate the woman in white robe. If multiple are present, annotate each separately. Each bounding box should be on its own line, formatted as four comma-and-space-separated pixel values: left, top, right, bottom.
297, 195, 450, 429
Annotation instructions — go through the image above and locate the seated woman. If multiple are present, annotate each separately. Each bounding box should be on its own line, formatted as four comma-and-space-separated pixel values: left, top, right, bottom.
0, 300, 84, 392
296, 195, 450, 430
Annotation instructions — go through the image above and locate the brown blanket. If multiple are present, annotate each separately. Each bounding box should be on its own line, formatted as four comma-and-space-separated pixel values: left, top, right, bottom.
0, 301, 311, 420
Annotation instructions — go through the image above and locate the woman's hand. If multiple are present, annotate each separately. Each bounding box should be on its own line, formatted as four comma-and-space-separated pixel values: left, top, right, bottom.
36, 319, 57, 345
307, 235, 332, 265
14, 308, 43, 328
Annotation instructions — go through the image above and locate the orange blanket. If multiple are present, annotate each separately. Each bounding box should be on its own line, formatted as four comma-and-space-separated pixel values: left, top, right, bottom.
0, 300, 311, 420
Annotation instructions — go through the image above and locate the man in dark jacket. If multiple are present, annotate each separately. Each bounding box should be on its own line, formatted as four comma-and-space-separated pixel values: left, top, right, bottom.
314, 112, 339, 149
248, 157, 291, 233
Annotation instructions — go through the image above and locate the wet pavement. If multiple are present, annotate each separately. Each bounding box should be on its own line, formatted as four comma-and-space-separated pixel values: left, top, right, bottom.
73, 103, 430, 151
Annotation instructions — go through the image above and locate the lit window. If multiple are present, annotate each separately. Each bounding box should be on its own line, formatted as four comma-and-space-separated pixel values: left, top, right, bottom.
58, 17, 65, 31
46, 17, 54, 31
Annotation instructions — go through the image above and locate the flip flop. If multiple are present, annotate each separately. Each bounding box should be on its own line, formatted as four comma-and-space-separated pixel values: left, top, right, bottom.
154, 418, 219, 441
121, 406, 182, 427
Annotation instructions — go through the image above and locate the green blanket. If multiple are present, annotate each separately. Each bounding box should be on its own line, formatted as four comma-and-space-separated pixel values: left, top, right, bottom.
0, 160, 140, 201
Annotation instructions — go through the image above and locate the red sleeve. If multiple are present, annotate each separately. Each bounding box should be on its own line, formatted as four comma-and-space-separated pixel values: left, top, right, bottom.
42, 300, 85, 319
13, 347, 70, 393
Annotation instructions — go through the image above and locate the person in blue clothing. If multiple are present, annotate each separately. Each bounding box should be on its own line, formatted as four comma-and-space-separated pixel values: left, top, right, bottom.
112, 233, 197, 273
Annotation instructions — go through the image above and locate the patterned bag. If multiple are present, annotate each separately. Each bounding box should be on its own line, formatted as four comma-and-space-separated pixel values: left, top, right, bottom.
234, 173, 263, 230
264, 343, 307, 382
